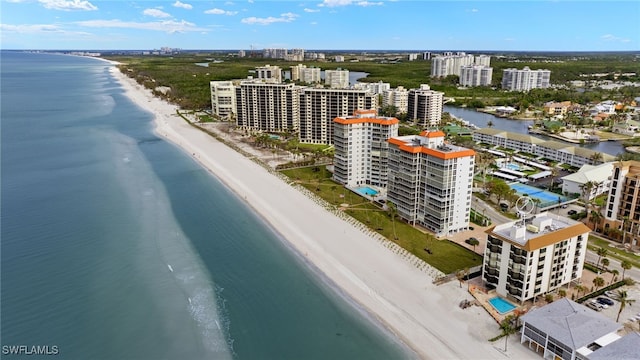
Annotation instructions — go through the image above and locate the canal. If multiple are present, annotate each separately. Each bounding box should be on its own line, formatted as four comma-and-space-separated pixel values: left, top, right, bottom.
444, 106, 626, 157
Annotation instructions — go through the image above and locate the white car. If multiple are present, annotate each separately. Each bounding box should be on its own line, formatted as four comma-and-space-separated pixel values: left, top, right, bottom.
586, 300, 604, 311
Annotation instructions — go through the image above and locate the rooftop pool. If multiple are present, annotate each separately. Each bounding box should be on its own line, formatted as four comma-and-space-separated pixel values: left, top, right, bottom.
488, 296, 517, 315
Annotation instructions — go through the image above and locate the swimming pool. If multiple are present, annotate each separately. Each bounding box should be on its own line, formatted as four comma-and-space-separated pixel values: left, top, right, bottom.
488, 297, 517, 314
509, 183, 569, 208
355, 186, 379, 196
505, 163, 521, 171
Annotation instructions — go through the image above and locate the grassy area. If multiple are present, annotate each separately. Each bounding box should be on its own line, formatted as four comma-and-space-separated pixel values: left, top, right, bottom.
588, 235, 640, 269
280, 166, 483, 274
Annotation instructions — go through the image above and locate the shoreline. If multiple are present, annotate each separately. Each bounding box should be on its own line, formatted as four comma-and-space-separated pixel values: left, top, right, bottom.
107, 64, 537, 359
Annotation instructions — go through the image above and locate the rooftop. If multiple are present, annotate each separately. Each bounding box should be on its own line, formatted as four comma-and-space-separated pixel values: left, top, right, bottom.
487, 212, 591, 251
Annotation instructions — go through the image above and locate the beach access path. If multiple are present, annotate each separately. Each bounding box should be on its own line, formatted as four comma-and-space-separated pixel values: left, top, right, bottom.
109, 64, 537, 360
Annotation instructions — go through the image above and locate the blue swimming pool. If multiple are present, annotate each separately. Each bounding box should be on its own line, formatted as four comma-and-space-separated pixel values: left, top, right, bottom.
505, 163, 521, 171
355, 186, 379, 196
489, 297, 517, 314
509, 183, 569, 208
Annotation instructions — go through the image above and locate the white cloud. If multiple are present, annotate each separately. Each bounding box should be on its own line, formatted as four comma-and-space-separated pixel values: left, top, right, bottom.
241, 12, 298, 25
143, 8, 171, 18
470, 8, 479, 12
173, 1, 192, 10
304, 8, 319, 13
204, 8, 238, 15
601, 34, 631, 43
319, 0, 353, 7
75, 19, 205, 33
356, 1, 383, 6
38, 0, 97, 11
0, 23, 91, 36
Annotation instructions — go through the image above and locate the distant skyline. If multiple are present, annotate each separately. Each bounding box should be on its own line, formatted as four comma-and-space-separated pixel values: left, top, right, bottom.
1, 0, 638, 52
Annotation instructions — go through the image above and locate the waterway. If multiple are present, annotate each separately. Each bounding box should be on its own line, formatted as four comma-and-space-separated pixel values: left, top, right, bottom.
444, 105, 626, 157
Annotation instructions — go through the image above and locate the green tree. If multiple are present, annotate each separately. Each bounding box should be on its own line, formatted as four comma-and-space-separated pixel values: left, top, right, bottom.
487, 120, 494, 128
610, 269, 619, 285
593, 276, 605, 291
387, 201, 398, 240
468, 237, 480, 253
589, 210, 602, 231
499, 315, 517, 352
621, 260, 632, 279
596, 247, 608, 270
616, 290, 636, 322
601, 258, 610, 271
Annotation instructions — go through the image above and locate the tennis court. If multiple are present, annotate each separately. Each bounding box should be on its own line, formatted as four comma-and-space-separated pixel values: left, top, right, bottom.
509, 182, 569, 208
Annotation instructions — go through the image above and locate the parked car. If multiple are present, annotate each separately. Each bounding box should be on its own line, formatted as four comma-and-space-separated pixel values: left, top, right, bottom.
561, 204, 568, 208
597, 297, 615, 306
604, 291, 620, 300
568, 210, 577, 215
586, 300, 603, 311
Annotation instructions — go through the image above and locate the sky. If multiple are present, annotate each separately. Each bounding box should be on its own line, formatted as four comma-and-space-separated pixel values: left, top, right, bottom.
1, 0, 639, 51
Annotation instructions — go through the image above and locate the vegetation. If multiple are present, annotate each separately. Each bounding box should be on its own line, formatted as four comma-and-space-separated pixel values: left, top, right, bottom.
280, 166, 482, 274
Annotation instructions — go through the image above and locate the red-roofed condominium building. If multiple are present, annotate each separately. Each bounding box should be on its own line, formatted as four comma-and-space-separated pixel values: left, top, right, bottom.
386, 131, 475, 235
332, 110, 399, 188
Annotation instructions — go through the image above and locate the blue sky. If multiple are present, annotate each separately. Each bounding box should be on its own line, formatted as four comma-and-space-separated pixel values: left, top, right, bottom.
1, 0, 638, 51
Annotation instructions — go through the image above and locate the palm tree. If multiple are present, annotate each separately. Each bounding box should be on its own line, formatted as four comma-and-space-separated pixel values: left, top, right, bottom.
487, 120, 494, 128
574, 284, 586, 298
593, 276, 605, 291
610, 269, 619, 285
589, 210, 602, 231
590, 151, 603, 165
548, 167, 559, 191
387, 201, 398, 240
621, 260, 632, 279
596, 247, 608, 270
468, 237, 480, 253
499, 315, 517, 352
616, 290, 636, 322
580, 181, 595, 214
621, 216, 630, 247
601, 258, 610, 271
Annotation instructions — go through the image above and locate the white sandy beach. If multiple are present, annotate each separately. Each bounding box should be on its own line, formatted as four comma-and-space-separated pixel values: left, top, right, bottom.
108, 64, 538, 360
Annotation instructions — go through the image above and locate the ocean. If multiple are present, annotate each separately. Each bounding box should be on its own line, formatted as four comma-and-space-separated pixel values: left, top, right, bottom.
0, 51, 413, 359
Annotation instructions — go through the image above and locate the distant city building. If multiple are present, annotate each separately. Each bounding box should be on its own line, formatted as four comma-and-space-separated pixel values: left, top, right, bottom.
383, 86, 409, 114
474, 54, 491, 67
501, 66, 551, 91
459, 65, 493, 87
325, 69, 350, 89
355, 81, 390, 94
299, 88, 376, 144
483, 212, 590, 302
422, 52, 432, 60
332, 110, 399, 188
234, 81, 301, 133
408, 53, 419, 61
335, 55, 345, 62
602, 160, 640, 247
387, 131, 475, 235
238, 50, 246, 58
407, 84, 444, 127
255, 65, 283, 83
210, 80, 237, 119
305, 52, 326, 61
290, 64, 321, 84
286, 48, 305, 62
263, 48, 288, 59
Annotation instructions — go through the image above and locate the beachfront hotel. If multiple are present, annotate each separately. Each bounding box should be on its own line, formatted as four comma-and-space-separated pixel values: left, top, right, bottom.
602, 160, 640, 247
299, 88, 377, 144
501, 67, 551, 92
482, 212, 591, 303
407, 85, 444, 127
473, 128, 616, 167
386, 131, 475, 235
233, 81, 301, 133
332, 110, 399, 188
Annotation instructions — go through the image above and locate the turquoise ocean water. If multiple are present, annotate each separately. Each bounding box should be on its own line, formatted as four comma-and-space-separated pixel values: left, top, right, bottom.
1, 52, 413, 359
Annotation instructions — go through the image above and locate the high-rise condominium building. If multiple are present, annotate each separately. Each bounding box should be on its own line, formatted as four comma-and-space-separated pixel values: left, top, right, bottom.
431, 53, 491, 78
407, 85, 444, 127
210, 81, 237, 119
325, 69, 350, 89
603, 160, 640, 248
234, 81, 301, 132
383, 86, 409, 114
501, 67, 551, 91
290, 64, 321, 84
459, 65, 493, 87
255, 65, 282, 83
332, 110, 399, 188
299, 88, 376, 144
483, 212, 590, 302
355, 81, 390, 95
386, 131, 475, 235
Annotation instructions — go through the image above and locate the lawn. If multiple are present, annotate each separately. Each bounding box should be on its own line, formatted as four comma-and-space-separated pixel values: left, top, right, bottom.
280, 166, 483, 274
588, 235, 640, 269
